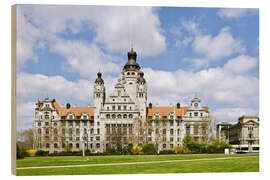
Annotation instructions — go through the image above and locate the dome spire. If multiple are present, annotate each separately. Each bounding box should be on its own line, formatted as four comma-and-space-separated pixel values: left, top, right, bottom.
131, 40, 134, 51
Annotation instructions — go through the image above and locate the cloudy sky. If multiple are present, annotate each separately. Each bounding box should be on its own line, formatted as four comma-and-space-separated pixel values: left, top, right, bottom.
16, 5, 259, 130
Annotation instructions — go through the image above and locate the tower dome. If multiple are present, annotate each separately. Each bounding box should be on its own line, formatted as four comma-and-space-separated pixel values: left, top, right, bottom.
95, 72, 104, 84
123, 48, 141, 71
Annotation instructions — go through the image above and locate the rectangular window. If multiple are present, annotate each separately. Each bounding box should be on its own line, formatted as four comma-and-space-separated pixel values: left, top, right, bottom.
186, 125, 190, 134
194, 125, 199, 135
163, 129, 166, 135
194, 112, 198, 117
170, 137, 174, 142
170, 129, 174, 135
96, 136, 100, 141
118, 106, 121, 110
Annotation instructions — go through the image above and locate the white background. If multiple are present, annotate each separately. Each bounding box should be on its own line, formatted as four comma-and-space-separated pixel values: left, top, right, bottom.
0, 0, 269, 179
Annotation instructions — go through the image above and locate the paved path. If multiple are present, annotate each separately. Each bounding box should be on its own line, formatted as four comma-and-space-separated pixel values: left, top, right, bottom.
17, 156, 256, 170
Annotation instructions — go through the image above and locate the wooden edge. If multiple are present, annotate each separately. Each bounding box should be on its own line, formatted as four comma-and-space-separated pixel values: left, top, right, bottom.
11, 4, 17, 176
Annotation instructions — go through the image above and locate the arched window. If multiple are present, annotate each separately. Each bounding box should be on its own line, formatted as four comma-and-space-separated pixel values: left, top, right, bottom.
46, 143, 50, 148
123, 114, 127, 118
117, 114, 122, 118
127, 72, 130, 75
112, 114, 116, 119
128, 114, 133, 118
54, 143, 58, 148
69, 143, 73, 148
62, 143, 66, 148
76, 143, 80, 149
106, 114, 110, 119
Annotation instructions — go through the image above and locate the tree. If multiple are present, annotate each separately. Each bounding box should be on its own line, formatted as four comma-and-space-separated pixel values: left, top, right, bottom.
142, 144, 157, 155
17, 128, 34, 151
182, 134, 195, 150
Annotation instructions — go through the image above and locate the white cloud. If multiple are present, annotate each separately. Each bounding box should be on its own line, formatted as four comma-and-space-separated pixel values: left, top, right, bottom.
193, 27, 246, 60
51, 40, 121, 78
144, 55, 258, 109
19, 5, 166, 60
91, 7, 166, 56
17, 7, 41, 64
224, 55, 257, 75
217, 8, 258, 19
17, 102, 35, 130
17, 72, 91, 103
212, 108, 258, 124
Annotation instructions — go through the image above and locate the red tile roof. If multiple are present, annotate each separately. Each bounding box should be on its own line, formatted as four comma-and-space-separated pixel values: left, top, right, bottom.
146, 106, 209, 119
52, 102, 95, 117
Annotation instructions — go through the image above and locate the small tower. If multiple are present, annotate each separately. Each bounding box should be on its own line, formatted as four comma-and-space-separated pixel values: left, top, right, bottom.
191, 93, 201, 109
93, 72, 106, 110
137, 70, 147, 119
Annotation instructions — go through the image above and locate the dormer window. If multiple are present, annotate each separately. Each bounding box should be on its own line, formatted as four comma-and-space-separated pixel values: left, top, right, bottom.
132, 72, 135, 75
69, 115, 73, 119
127, 72, 130, 75
83, 115, 87, 120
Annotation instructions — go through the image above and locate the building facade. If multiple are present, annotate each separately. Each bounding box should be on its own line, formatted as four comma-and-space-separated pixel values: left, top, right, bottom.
216, 116, 259, 145
33, 48, 212, 153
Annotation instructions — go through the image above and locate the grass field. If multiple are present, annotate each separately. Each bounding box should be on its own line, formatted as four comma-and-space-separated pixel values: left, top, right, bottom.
16, 154, 259, 175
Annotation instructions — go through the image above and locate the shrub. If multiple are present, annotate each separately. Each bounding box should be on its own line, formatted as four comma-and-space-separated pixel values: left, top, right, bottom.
142, 144, 157, 155
104, 147, 121, 155
159, 150, 175, 154
85, 149, 92, 156
173, 145, 183, 154
26, 149, 37, 157
131, 146, 143, 155
36, 150, 49, 156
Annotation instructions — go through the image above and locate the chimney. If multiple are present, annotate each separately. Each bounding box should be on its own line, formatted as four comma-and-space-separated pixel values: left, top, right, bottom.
149, 102, 152, 109
177, 103, 180, 109
66, 103, 71, 109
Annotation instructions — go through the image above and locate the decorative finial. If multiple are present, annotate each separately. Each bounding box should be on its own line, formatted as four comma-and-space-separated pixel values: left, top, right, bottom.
131, 40, 134, 51
195, 92, 197, 98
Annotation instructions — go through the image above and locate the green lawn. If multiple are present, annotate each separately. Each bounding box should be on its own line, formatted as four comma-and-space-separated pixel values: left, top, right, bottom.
16, 154, 259, 175
16, 153, 258, 168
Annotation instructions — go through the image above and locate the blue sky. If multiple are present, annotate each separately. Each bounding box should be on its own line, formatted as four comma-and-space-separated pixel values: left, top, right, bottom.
16, 5, 259, 130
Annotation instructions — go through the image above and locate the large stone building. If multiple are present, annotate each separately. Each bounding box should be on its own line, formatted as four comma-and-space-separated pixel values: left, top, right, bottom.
216, 116, 259, 145
33, 48, 212, 153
